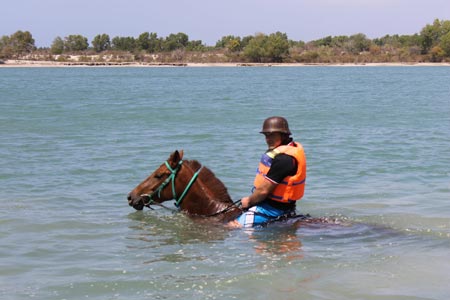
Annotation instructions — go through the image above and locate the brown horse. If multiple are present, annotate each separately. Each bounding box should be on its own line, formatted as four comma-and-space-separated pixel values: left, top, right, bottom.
127, 150, 243, 223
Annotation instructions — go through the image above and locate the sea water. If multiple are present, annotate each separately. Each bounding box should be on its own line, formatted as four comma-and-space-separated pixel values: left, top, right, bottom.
0, 66, 449, 299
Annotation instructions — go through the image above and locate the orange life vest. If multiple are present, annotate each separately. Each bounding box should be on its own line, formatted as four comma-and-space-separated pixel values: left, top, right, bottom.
253, 142, 306, 203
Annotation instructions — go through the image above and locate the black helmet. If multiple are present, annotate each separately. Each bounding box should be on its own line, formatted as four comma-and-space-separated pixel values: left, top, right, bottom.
260, 116, 291, 135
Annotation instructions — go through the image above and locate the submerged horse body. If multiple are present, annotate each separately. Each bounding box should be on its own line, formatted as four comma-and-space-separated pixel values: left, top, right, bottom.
127, 150, 317, 227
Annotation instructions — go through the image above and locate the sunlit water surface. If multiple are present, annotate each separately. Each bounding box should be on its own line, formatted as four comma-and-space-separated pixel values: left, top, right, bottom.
1, 66, 449, 299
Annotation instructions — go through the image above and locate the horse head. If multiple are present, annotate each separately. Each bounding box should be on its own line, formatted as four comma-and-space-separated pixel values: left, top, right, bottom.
127, 150, 184, 210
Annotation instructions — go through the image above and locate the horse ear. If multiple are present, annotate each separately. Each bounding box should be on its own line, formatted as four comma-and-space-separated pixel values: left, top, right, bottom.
169, 150, 184, 164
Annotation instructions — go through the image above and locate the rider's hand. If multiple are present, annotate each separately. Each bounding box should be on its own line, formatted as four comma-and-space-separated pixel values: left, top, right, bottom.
241, 197, 251, 210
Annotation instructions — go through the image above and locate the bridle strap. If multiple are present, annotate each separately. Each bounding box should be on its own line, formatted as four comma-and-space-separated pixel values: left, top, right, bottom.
142, 159, 202, 208
142, 160, 182, 207
165, 161, 181, 200
175, 165, 202, 207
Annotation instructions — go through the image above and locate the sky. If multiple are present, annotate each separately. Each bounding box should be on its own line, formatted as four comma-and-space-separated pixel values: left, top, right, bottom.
2, 0, 450, 47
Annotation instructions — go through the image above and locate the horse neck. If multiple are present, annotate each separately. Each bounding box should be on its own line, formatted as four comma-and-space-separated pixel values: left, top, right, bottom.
176, 161, 234, 216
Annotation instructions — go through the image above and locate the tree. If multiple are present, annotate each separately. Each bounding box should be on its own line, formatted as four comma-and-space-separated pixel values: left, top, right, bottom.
163, 32, 189, 51
227, 38, 242, 52
439, 20, 450, 57
137, 32, 151, 51
313, 36, 332, 47
64, 35, 89, 51
265, 32, 289, 62
92, 34, 110, 52
215, 35, 232, 48
50, 36, 65, 54
419, 19, 450, 54
215, 35, 242, 52
430, 45, 445, 62
439, 31, 450, 57
111, 36, 136, 51
0, 31, 35, 58
242, 32, 289, 62
186, 40, 206, 51
243, 33, 267, 62
421, 19, 441, 53
346, 33, 371, 54
241, 35, 254, 49
136, 32, 161, 53
0, 35, 12, 58
331, 35, 350, 48
7, 30, 35, 55
149, 33, 162, 52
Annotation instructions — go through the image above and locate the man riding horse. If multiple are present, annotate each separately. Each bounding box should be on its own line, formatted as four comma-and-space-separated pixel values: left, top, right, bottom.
128, 116, 307, 228
234, 116, 307, 227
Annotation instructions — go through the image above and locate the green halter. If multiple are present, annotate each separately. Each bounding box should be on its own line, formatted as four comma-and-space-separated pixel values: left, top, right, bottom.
142, 160, 202, 208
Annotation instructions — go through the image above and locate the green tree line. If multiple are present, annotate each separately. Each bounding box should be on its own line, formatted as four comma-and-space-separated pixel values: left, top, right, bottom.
2, 19, 450, 63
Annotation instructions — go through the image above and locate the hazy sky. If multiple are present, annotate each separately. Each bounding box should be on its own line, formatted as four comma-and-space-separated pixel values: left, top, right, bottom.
2, 0, 450, 47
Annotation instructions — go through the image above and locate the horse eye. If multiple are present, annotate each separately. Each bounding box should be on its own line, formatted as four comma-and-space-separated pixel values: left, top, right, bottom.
155, 173, 164, 179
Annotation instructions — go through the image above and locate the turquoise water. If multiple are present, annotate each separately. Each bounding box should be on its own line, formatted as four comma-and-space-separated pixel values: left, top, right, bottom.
1, 66, 449, 299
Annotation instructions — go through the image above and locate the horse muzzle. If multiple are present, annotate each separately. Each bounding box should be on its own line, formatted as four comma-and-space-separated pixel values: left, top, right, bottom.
127, 192, 145, 211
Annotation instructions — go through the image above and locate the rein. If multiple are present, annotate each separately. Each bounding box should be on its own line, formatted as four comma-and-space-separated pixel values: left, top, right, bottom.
141, 160, 202, 208
204, 199, 242, 217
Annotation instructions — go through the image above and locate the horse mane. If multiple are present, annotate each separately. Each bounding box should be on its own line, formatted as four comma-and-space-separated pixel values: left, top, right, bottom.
185, 160, 233, 204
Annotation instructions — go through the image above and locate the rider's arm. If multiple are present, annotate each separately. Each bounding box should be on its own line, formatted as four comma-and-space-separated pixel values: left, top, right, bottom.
241, 179, 277, 209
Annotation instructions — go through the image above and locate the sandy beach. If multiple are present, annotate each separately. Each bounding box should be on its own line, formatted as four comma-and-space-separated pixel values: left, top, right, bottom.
1, 59, 450, 67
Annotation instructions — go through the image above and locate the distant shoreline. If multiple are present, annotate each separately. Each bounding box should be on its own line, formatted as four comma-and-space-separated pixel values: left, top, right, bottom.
1, 59, 450, 67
